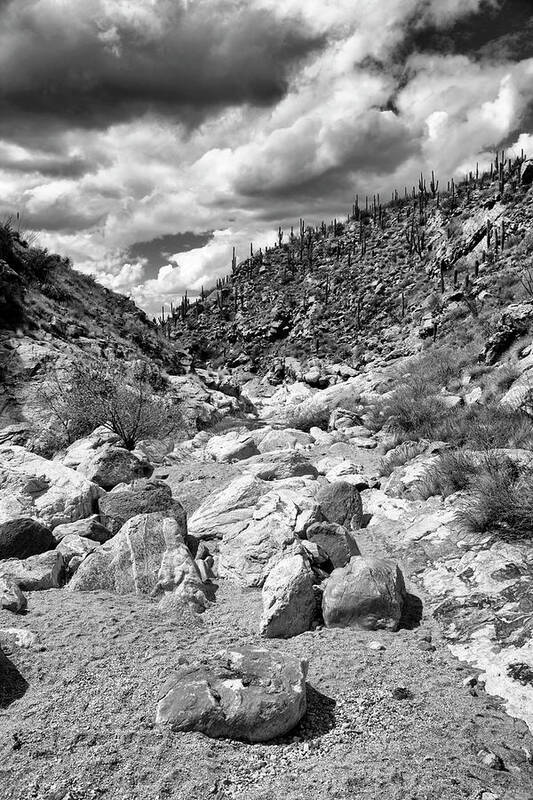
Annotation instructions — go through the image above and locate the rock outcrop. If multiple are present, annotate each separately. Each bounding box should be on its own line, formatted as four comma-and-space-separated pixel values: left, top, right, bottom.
316, 481, 364, 529
98, 480, 186, 535
0, 576, 27, 612
0, 550, 64, 591
0, 446, 103, 529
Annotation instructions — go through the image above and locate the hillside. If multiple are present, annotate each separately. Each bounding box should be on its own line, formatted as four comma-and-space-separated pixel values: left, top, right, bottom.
0, 222, 193, 444
167, 154, 533, 376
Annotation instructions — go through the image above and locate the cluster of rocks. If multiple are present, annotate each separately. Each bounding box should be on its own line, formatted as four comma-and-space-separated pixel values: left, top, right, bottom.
0, 406, 412, 743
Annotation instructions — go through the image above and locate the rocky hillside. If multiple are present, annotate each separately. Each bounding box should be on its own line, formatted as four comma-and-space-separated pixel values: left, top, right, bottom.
0, 222, 199, 444
168, 154, 533, 376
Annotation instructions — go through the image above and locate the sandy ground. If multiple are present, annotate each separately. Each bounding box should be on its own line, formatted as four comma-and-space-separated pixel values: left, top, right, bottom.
2, 446, 533, 800
1, 580, 533, 800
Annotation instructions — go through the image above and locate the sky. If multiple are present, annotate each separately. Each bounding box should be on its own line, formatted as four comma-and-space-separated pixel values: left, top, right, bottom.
1, 0, 533, 317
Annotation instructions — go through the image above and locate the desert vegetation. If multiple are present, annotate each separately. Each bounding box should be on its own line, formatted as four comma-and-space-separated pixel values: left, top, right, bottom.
39, 358, 183, 452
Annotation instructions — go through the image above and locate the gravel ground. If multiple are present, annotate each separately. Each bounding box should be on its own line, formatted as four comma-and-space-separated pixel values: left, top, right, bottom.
1, 582, 533, 800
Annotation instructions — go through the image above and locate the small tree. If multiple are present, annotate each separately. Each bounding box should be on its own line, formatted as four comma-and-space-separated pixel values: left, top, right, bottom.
40, 357, 183, 451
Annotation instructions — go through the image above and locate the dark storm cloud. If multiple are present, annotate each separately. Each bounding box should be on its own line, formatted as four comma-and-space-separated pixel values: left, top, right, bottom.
128, 232, 213, 279
0, 153, 93, 179
401, 0, 533, 62
0, 0, 324, 133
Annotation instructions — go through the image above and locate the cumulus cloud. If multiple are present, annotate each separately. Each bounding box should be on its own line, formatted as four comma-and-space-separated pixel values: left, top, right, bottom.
1, 0, 532, 316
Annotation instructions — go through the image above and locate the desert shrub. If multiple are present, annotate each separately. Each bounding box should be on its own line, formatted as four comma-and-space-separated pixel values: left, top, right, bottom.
378, 440, 432, 477
417, 449, 486, 499
489, 364, 520, 397
39, 357, 183, 451
457, 456, 533, 540
441, 404, 533, 450
368, 384, 448, 439
0, 220, 14, 262
22, 247, 56, 280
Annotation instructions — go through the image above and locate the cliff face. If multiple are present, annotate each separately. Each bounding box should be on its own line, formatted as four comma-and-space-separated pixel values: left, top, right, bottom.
166, 157, 533, 375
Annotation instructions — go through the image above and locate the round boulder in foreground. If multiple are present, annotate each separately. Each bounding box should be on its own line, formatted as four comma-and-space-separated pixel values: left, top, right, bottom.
156, 647, 308, 742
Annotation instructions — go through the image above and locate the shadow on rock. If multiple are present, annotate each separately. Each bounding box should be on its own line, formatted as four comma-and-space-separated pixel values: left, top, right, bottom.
0, 649, 29, 708
204, 581, 219, 603
399, 592, 423, 630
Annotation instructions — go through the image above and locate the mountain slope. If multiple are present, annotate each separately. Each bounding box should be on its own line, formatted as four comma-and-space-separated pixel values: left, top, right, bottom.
168, 155, 533, 374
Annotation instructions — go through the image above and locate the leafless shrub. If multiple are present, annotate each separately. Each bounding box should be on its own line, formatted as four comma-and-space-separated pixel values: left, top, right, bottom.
39, 357, 183, 451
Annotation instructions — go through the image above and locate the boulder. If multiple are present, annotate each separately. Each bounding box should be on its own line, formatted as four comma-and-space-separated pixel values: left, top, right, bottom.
382, 455, 439, 499
244, 451, 318, 481
56, 534, 99, 575
205, 431, 259, 463
188, 474, 266, 542
260, 554, 316, 638
316, 481, 363, 529
322, 556, 406, 631
0, 518, 55, 560
218, 492, 300, 587
70, 513, 207, 612
257, 429, 312, 453
0, 445, 103, 529
0, 577, 27, 612
98, 480, 186, 535
133, 438, 175, 465
0, 550, 64, 591
61, 426, 121, 468
52, 515, 112, 544
156, 647, 308, 742
74, 444, 153, 490
306, 522, 360, 568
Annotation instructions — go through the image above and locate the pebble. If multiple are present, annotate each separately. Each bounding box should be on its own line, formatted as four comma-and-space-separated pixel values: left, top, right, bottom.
479, 750, 504, 771
368, 641, 386, 651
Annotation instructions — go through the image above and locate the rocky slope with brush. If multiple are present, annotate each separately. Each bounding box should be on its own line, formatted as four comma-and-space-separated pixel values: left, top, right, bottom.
168, 155, 533, 379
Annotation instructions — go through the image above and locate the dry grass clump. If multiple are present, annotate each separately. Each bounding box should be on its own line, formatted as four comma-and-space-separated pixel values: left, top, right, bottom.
457, 457, 533, 541
378, 439, 432, 477
418, 450, 494, 499
418, 448, 533, 541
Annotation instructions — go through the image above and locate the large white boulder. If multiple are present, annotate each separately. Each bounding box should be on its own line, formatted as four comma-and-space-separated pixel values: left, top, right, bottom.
260, 554, 316, 638
0, 550, 64, 591
0, 445, 103, 529
70, 512, 207, 612
257, 429, 312, 453
204, 430, 259, 463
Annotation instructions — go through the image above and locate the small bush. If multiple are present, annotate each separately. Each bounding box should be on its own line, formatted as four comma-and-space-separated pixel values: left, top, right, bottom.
39, 357, 183, 451
368, 385, 448, 439
379, 440, 432, 477
457, 457, 533, 541
441, 404, 533, 450
418, 449, 488, 499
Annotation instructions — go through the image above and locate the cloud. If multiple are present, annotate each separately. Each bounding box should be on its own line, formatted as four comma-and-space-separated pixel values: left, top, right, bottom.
1, 0, 532, 316
0, 0, 323, 132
